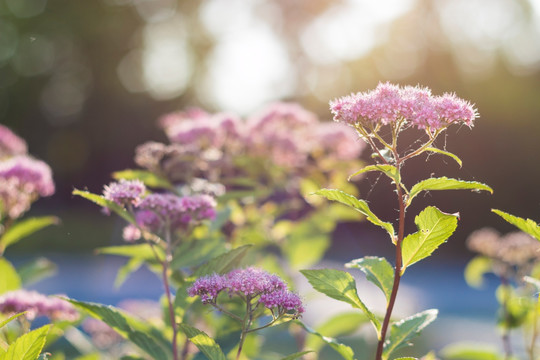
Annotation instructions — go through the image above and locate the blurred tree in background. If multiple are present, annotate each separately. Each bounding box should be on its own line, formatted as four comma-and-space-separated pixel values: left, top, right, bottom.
1, 0, 540, 255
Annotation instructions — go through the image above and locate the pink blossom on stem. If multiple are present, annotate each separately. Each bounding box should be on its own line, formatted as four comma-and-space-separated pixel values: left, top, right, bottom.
103, 179, 146, 207
330, 82, 478, 130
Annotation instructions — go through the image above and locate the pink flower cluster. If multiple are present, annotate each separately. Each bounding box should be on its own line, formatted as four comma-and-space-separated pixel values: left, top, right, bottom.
188, 267, 304, 317
0, 155, 55, 219
330, 82, 478, 130
0, 125, 27, 158
0, 289, 79, 321
135, 102, 365, 185
102, 180, 217, 240
103, 179, 146, 207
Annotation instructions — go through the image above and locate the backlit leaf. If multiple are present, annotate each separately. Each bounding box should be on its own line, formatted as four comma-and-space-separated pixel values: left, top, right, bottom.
464, 256, 492, 288
0, 216, 59, 251
314, 189, 395, 240
407, 178, 492, 207
401, 207, 458, 273
73, 189, 135, 224
0, 325, 50, 360
383, 309, 438, 360
348, 165, 401, 184
492, 209, 540, 241
346, 257, 394, 303
300, 269, 380, 335
425, 147, 462, 168
296, 321, 356, 360
113, 169, 174, 190
178, 324, 226, 360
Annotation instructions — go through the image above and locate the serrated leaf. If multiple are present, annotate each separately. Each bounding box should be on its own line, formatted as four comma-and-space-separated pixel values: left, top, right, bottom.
383, 309, 438, 360
280, 351, 314, 360
73, 189, 135, 224
17, 257, 57, 286
300, 269, 380, 335
178, 324, 227, 360
296, 321, 356, 360
0, 216, 59, 251
314, 189, 395, 240
346, 257, 394, 303
407, 177, 492, 207
305, 312, 368, 353
0, 312, 26, 329
113, 169, 174, 190
425, 147, 463, 167
66, 299, 171, 360
348, 165, 401, 184
0, 258, 21, 295
440, 342, 504, 360
492, 209, 540, 241
194, 245, 251, 277
464, 256, 492, 288
401, 207, 458, 273
0, 324, 50, 360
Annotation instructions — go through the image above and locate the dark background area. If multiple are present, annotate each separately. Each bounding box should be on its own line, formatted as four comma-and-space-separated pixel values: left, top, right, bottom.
2, 0, 539, 257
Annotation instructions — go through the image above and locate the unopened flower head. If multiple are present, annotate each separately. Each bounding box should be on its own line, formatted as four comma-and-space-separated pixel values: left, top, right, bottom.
330, 82, 478, 131
0, 289, 79, 321
103, 179, 146, 207
0, 125, 27, 158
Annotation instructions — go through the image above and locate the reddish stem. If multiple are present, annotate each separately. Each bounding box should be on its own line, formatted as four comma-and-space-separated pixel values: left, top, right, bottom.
375, 168, 406, 360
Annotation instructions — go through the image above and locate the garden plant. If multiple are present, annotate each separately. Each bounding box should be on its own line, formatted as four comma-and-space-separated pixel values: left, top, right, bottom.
0, 82, 539, 360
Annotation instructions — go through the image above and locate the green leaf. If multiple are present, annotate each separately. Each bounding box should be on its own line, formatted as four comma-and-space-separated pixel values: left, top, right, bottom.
492, 209, 540, 241
114, 257, 144, 288
280, 351, 314, 360
113, 169, 174, 190
0, 258, 21, 295
296, 321, 356, 360
17, 257, 57, 286
66, 299, 171, 360
0, 312, 26, 329
348, 165, 401, 184
305, 312, 367, 354
524, 276, 540, 292
0, 324, 50, 360
193, 245, 251, 277
383, 309, 438, 360
300, 269, 380, 335
73, 189, 135, 224
283, 231, 330, 269
440, 342, 504, 360
401, 207, 458, 273
97, 244, 163, 262
394, 358, 417, 360
407, 177, 492, 207
178, 324, 227, 360
314, 189, 395, 240
171, 236, 226, 270
0, 216, 59, 251
464, 256, 493, 288
346, 257, 394, 304
425, 147, 463, 167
